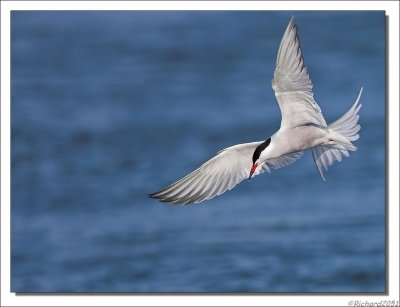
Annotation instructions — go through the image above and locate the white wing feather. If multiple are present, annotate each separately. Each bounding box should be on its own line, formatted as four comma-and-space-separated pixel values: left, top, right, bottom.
272, 16, 327, 128
151, 142, 305, 205
266, 151, 304, 169
150, 142, 265, 205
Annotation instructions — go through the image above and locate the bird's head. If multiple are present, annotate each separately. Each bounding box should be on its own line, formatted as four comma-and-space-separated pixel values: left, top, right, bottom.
249, 138, 271, 179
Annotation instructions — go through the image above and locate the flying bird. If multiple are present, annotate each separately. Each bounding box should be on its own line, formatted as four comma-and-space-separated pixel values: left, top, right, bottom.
150, 16, 362, 205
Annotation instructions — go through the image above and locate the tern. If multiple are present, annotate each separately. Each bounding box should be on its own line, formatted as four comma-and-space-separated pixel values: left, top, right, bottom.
150, 17, 362, 205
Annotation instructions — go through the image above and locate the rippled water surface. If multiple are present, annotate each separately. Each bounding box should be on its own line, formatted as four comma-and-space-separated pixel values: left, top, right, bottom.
11, 11, 385, 292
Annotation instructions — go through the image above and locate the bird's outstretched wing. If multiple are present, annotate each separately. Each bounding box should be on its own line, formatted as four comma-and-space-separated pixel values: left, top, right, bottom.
272, 16, 327, 128
150, 142, 265, 205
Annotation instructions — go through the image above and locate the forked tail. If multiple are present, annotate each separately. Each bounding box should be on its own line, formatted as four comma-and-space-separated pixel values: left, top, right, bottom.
312, 87, 363, 180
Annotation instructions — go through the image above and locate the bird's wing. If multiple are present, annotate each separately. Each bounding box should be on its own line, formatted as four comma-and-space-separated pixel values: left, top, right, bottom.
272, 16, 327, 128
149, 141, 266, 205
265, 151, 304, 169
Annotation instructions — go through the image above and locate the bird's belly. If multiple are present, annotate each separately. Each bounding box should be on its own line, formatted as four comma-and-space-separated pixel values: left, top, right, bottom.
275, 126, 327, 153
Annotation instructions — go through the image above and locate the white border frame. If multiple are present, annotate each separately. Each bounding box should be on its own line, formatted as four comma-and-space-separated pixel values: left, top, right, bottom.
1, 1, 399, 306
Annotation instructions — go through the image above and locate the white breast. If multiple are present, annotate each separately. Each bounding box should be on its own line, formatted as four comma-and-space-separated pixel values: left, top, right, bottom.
264, 125, 328, 161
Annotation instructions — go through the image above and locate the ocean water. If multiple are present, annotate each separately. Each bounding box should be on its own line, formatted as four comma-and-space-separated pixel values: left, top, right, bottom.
11, 11, 385, 292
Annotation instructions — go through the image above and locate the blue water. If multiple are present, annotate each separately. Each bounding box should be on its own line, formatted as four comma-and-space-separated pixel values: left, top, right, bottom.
11, 11, 385, 292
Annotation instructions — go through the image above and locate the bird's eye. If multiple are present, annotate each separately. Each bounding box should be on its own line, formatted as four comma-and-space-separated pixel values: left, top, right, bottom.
253, 138, 271, 164
252, 147, 261, 164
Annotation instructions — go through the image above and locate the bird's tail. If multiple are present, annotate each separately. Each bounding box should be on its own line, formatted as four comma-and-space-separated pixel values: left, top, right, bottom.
312, 87, 363, 181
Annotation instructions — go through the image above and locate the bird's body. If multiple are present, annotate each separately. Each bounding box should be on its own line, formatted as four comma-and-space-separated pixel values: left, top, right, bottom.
150, 17, 362, 205
270, 125, 325, 158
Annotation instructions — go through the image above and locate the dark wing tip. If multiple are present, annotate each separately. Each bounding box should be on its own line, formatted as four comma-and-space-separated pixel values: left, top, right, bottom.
149, 190, 186, 205
149, 191, 161, 199
288, 16, 296, 29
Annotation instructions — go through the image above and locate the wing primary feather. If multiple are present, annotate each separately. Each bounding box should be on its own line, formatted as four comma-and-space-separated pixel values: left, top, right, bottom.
149, 168, 200, 197
273, 17, 327, 128
165, 172, 210, 204
149, 141, 266, 204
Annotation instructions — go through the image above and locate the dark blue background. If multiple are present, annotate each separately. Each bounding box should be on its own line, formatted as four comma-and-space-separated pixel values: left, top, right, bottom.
11, 11, 385, 292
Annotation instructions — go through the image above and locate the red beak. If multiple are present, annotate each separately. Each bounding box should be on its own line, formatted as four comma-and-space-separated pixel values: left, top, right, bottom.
249, 163, 258, 180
